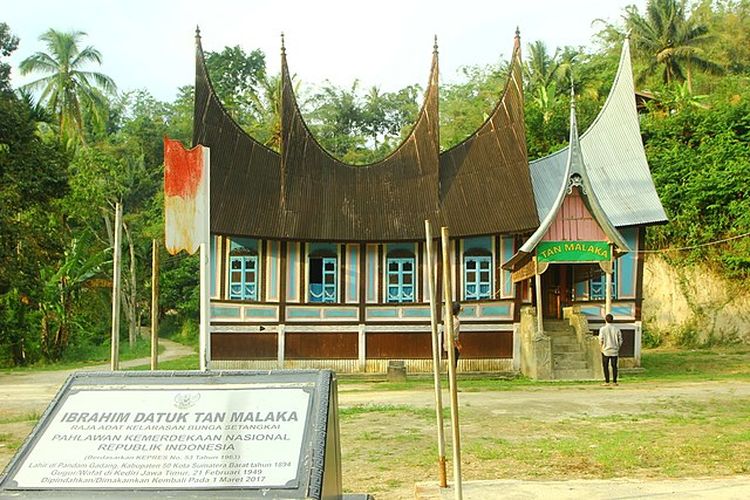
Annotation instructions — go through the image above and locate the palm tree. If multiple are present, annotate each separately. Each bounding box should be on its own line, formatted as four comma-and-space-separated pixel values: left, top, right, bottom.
625, 0, 723, 91
525, 41, 561, 91
19, 29, 116, 142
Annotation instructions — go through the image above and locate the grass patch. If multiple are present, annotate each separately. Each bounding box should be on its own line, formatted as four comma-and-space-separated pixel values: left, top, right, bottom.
340, 404, 439, 421
126, 354, 200, 371
340, 396, 750, 494
0, 337, 165, 374
0, 412, 40, 425
634, 346, 750, 382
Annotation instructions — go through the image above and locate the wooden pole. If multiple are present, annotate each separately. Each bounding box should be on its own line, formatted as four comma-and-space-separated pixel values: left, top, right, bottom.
605, 248, 613, 315
110, 202, 123, 371
440, 227, 462, 500
535, 257, 544, 336
425, 220, 447, 488
150, 239, 159, 371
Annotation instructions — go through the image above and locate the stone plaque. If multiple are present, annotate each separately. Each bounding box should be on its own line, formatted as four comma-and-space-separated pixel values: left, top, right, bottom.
1, 370, 342, 499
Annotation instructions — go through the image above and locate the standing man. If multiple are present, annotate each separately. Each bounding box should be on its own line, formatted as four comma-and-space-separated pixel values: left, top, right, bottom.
599, 313, 623, 386
452, 302, 463, 369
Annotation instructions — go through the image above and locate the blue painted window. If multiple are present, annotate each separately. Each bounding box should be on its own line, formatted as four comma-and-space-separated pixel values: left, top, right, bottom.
229, 255, 258, 300
464, 255, 492, 300
228, 238, 258, 301
590, 261, 617, 300
386, 257, 415, 303
309, 256, 337, 303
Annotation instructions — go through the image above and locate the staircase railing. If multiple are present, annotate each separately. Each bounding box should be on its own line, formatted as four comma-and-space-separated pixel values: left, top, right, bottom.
563, 305, 604, 380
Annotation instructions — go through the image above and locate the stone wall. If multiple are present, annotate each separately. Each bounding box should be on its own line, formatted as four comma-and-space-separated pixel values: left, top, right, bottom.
642, 255, 750, 345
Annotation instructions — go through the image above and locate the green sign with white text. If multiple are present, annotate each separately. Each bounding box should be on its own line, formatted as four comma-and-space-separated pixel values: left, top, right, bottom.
537, 241, 610, 262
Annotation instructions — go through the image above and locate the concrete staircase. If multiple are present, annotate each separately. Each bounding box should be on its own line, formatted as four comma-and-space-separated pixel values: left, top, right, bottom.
545, 320, 594, 380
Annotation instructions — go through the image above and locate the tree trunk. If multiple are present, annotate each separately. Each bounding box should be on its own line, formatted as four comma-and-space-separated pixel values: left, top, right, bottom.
122, 222, 138, 349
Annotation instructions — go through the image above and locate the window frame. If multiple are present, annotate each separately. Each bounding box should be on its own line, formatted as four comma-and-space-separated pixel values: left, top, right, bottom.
228, 253, 259, 301
385, 254, 416, 304
308, 254, 338, 303
463, 254, 493, 301
589, 260, 618, 300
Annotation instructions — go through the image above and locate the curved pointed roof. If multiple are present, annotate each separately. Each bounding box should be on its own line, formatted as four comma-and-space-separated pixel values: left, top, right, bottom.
439, 33, 539, 236
276, 36, 441, 240
193, 32, 538, 241
529, 38, 668, 228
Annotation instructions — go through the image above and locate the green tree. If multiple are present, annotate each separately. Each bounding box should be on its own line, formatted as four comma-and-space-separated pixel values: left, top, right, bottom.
643, 79, 750, 277
439, 62, 507, 150
19, 29, 116, 143
0, 22, 19, 93
525, 41, 561, 91
39, 236, 109, 361
205, 46, 266, 121
246, 73, 282, 149
625, 0, 723, 91
305, 79, 420, 164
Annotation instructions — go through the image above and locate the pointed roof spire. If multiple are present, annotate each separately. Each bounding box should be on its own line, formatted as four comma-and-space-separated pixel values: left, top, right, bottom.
280, 32, 286, 56
195, 25, 201, 41
433, 34, 438, 53
515, 26, 521, 38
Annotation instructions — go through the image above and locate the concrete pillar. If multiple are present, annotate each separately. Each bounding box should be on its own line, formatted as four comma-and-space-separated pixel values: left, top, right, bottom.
512, 323, 521, 371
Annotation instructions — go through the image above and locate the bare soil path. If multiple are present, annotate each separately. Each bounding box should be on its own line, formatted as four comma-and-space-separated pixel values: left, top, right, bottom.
0, 339, 193, 420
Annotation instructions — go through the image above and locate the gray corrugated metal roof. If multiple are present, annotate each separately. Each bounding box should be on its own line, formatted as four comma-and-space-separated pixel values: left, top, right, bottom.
529, 39, 668, 228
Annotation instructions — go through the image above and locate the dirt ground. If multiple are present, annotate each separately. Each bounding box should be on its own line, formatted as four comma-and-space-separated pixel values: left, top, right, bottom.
1, 354, 749, 498
338, 379, 750, 420
337, 380, 750, 498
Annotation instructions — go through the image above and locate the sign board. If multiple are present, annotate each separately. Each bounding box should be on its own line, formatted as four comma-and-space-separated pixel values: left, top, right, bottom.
0, 370, 342, 499
511, 258, 536, 283
537, 241, 611, 263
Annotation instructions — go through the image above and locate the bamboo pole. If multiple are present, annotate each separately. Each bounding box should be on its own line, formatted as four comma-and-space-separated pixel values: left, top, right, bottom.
150, 239, 159, 371
110, 202, 123, 371
440, 227, 462, 500
605, 244, 613, 315
425, 220, 447, 488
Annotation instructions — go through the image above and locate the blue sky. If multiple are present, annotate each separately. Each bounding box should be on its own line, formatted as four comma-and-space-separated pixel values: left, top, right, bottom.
4, 0, 644, 102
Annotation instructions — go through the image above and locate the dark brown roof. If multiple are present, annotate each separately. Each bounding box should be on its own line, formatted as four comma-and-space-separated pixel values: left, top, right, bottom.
193, 33, 538, 242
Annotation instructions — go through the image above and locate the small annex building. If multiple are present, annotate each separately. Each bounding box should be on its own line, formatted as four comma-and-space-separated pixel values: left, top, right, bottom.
192, 29, 667, 378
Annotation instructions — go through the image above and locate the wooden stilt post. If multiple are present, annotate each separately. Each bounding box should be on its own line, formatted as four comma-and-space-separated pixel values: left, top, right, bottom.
425, 220, 447, 488
150, 239, 159, 371
534, 257, 544, 336
441, 227, 462, 500
110, 202, 123, 371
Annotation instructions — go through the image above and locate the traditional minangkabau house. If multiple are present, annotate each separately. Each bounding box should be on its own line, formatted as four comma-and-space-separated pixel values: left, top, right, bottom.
190, 28, 666, 379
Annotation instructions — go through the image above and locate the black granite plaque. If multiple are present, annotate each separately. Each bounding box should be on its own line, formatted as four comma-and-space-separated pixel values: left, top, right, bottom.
0, 370, 343, 499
